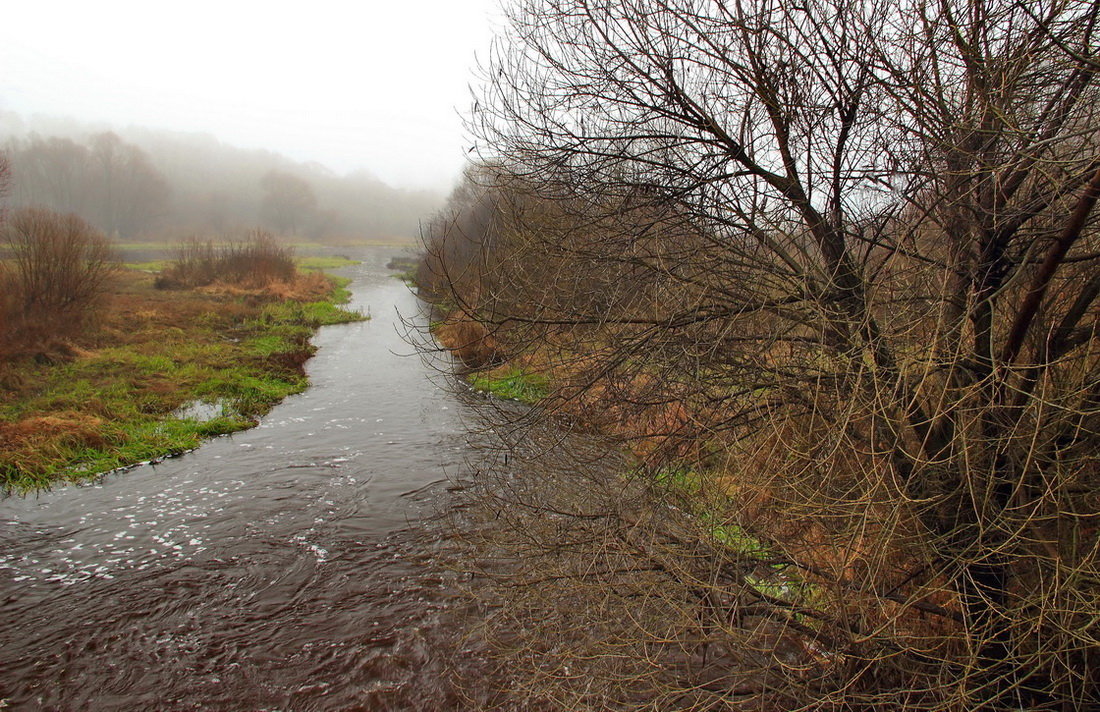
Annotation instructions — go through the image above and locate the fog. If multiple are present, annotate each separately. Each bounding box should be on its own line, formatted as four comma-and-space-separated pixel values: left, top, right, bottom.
0, 114, 448, 241
0, 0, 501, 192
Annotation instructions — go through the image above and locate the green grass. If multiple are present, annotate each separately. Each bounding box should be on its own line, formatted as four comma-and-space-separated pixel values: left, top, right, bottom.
245, 334, 298, 358
110, 241, 176, 251
295, 255, 361, 271
253, 297, 362, 328
706, 519, 776, 563
703, 514, 820, 606
5, 416, 254, 491
193, 369, 306, 417
387, 256, 419, 285
326, 275, 354, 305
0, 279, 367, 492
0, 351, 312, 492
468, 367, 550, 404
654, 466, 703, 496
76, 416, 249, 469
122, 249, 358, 274
124, 260, 171, 271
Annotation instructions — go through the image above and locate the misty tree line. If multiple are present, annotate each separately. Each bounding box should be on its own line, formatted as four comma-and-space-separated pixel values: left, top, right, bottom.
5, 132, 168, 239
1, 114, 439, 241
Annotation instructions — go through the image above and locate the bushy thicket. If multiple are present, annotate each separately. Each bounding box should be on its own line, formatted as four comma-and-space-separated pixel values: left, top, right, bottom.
1, 207, 117, 355
155, 232, 296, 289
423, 1, 1100, 709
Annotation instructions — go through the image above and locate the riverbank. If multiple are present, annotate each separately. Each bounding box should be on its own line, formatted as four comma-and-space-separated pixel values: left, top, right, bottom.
0, 249, 481, 710
0, 265, 363, 492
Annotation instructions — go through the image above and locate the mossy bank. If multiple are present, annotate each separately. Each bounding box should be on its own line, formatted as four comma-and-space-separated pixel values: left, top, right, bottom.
0, 268, 364, 492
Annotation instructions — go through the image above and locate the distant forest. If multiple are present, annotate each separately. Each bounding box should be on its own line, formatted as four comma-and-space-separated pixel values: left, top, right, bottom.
0, 112, 442, 242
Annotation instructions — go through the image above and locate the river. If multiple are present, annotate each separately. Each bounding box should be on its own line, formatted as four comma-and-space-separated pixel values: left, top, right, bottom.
0, 248, 481, 710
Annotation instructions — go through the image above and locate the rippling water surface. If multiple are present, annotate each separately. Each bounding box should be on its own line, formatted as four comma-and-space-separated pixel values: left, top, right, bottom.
0, 248, 476, 710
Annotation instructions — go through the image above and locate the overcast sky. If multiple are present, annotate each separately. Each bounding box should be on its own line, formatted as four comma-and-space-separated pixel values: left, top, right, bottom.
0, 0, 503, 191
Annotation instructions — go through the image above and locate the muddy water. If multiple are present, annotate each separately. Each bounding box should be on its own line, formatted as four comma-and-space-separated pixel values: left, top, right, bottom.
0, 249, 479, 711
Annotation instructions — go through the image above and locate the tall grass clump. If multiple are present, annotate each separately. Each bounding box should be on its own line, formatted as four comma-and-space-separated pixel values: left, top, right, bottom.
155, 231, 296, 289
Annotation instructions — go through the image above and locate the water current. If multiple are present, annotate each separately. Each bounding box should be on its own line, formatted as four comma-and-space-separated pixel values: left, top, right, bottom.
0, 248, 481, 710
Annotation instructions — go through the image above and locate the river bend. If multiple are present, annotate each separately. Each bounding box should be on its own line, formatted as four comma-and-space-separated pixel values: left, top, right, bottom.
0, 248, 473, 711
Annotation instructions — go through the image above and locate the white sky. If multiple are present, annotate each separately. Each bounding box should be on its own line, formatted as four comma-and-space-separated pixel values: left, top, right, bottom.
0, 0, 503, 191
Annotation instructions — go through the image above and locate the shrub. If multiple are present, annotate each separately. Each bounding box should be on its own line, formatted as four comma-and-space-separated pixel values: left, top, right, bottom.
156, 230, 296, 289
1, 208, 117, 350
156, 237, 218, 288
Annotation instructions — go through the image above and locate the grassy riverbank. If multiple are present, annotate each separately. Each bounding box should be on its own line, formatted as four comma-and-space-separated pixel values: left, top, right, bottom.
0, 267, 363, 492
123, 254, 361, 274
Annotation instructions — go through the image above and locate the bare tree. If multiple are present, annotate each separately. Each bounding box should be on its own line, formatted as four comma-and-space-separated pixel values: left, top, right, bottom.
5, 135, 91, 215
88, 132, 171, 238
3, 132, 171, 239
428, 0, 1100, 709
0, 150, 9, 211
259, 169, 317, 236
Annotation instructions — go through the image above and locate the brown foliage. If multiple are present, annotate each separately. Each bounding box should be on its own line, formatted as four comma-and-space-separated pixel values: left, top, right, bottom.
433, 311, 505, 369
426, 0, 1100, 709
155, 231, 296, 290
0, 208, 117, 356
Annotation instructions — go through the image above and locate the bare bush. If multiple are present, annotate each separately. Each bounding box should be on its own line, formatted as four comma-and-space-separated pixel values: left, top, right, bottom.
418, 164, 507, 307
155, 230, 296, 289
1, 208, 117, 348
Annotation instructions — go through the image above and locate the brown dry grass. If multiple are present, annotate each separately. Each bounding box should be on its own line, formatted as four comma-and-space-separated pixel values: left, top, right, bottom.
196, 270, 333, 302
154, 232, 297, 290
0, 412, 109, 449
434, 305, 971, 672
433, 310, 506, 369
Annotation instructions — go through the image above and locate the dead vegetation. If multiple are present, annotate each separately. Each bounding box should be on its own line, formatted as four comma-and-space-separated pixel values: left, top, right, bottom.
154, 231, 296, 289
420, 1, 1100, 709
0, 207, 119, 360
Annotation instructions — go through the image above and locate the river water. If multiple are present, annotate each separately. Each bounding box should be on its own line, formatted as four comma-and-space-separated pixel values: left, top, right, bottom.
0, 248, 482, 710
